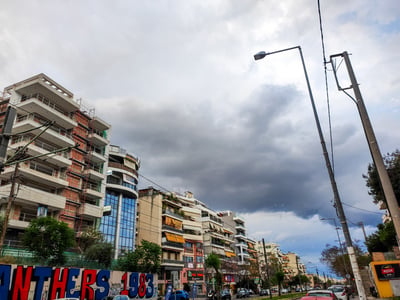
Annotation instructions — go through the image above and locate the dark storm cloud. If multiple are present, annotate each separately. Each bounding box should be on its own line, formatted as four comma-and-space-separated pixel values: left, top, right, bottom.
104, 83, 338, 218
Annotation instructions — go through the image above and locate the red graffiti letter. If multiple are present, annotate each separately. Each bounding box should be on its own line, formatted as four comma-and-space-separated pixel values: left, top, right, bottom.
50, 268, 69, 299
12, 266, 33, 300
81, 269, 96, 299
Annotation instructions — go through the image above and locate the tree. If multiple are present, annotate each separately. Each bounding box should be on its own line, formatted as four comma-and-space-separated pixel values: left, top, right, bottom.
84, 241, 114, 268
79, 227, 103, 252
363, 149, 400, 206
365, 221, 397, 252
320, 242, 370, 278
22, 216, 75, 265
271, 271, 285, 296
117, 240, 161, 273
205, 253, 222, 292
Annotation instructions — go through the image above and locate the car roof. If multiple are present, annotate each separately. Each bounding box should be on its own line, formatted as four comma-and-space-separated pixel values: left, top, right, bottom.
302, 296, 334, 300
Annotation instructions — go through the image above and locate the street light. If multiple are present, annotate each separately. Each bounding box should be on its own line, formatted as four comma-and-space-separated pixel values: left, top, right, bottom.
254, 46, 366, 300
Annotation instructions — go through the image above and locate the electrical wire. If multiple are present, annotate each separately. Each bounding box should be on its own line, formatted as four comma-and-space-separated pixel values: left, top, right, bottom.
317, 0, 335, 174
341, 201, 382, 215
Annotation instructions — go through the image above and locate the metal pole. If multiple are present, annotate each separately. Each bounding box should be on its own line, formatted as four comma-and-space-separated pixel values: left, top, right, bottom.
338, 51, 400, 248
254, 46, 366, 300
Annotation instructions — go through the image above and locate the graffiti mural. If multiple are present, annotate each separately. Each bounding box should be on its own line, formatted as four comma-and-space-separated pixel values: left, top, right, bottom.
0, 264, 156, 300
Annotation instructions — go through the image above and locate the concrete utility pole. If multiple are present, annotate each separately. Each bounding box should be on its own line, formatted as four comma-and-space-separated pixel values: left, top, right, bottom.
330, 51, 400, 248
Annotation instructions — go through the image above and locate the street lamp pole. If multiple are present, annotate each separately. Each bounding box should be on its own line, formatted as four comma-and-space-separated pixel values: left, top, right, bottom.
254, 46, 366, 300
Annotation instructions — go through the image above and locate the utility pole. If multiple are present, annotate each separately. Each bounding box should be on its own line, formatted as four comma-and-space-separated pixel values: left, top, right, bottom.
330, 51, 400, 248
358, 221, 368, 243
0, 162, 19, 255
262, 239, 272, 299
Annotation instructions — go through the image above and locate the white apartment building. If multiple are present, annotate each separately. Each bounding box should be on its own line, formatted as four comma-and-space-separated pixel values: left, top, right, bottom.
0, 73, 110, 250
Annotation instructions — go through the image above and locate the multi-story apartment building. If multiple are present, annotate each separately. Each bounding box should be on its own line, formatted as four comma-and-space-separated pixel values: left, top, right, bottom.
137, 188, 185, 294
0, 74, 110, 248
176, 192, 205, 294
99, 145, 140, 259
220, 211, 251, 265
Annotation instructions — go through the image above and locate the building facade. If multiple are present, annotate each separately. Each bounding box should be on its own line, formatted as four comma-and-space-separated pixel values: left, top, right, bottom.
99, 145, 140, 259
137, 188, 185, 295
0, 73, 111, 249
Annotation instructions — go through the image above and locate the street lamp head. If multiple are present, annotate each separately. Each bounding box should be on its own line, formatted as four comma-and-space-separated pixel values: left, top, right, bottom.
254, 51, 267, 60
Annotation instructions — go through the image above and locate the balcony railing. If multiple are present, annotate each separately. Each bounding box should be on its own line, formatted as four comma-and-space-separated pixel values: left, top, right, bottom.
162, 241, 184, 249
16, 114, 73, 140
21, 93, 74, 119
162, 224, 183, 233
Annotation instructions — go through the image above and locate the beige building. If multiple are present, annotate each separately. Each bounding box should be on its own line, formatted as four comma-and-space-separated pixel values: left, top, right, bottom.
137, 188, 185, 293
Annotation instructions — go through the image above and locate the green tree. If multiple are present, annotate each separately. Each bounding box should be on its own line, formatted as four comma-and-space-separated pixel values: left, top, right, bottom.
205, 253, 223, 292
365, 221, 397, 252
84, 241, 114, 268
79, 227, 103, 252
117, 240, 161, 273
363, 149, 400, 206
22, 216, 75, 265
272, 271, 285, 296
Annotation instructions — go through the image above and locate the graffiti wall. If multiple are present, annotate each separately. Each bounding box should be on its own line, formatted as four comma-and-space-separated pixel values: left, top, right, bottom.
0, 264, 157, 300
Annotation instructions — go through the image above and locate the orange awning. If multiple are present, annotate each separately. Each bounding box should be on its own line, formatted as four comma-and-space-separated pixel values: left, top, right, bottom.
225, 251, 236, 257
165, 232, 184, 243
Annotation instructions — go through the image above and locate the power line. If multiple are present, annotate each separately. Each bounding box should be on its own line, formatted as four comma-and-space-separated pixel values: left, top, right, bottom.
341, 201, 382, 215
317, 0, 335, 173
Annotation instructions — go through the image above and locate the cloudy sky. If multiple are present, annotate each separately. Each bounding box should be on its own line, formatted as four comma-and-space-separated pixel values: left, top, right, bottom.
1, 0, 399, 275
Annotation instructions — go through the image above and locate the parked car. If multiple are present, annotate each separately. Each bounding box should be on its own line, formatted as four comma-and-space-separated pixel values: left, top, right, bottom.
221, 289, 232, 300
301, 296, 336, 300
281, 288, 289, 294
259, 289, 269, 296
328, 285, 347, 300
170, 290, 189, 300
236, 288, 247, 298
306, 289, 338, 300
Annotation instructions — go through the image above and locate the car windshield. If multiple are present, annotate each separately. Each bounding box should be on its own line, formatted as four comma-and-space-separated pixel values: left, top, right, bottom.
308, 292, 332, 297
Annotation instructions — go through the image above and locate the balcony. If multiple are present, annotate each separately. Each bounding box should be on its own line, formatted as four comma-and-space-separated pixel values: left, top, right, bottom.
13, 115, 75, 147
91, 116, 110, 132
83, 183, 103, 200
162, 224, 184, 234
17, 94, 77, 129
161, 241, 184, 251
106, 177, 138, 198
11, 139, 71, 168
0, 163, 68, 188
78, 202, 103, 218
88, 132, 109, 147
86, 148, 106, 164
83, 167, 105, 181
162, 209, 184, 221
235, 224, 245, 230
183, 232, 203, 241
0, 184, 66, 210
161, 259, 184, 267
235, 233, 247, 240
236, 242, 248, 249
